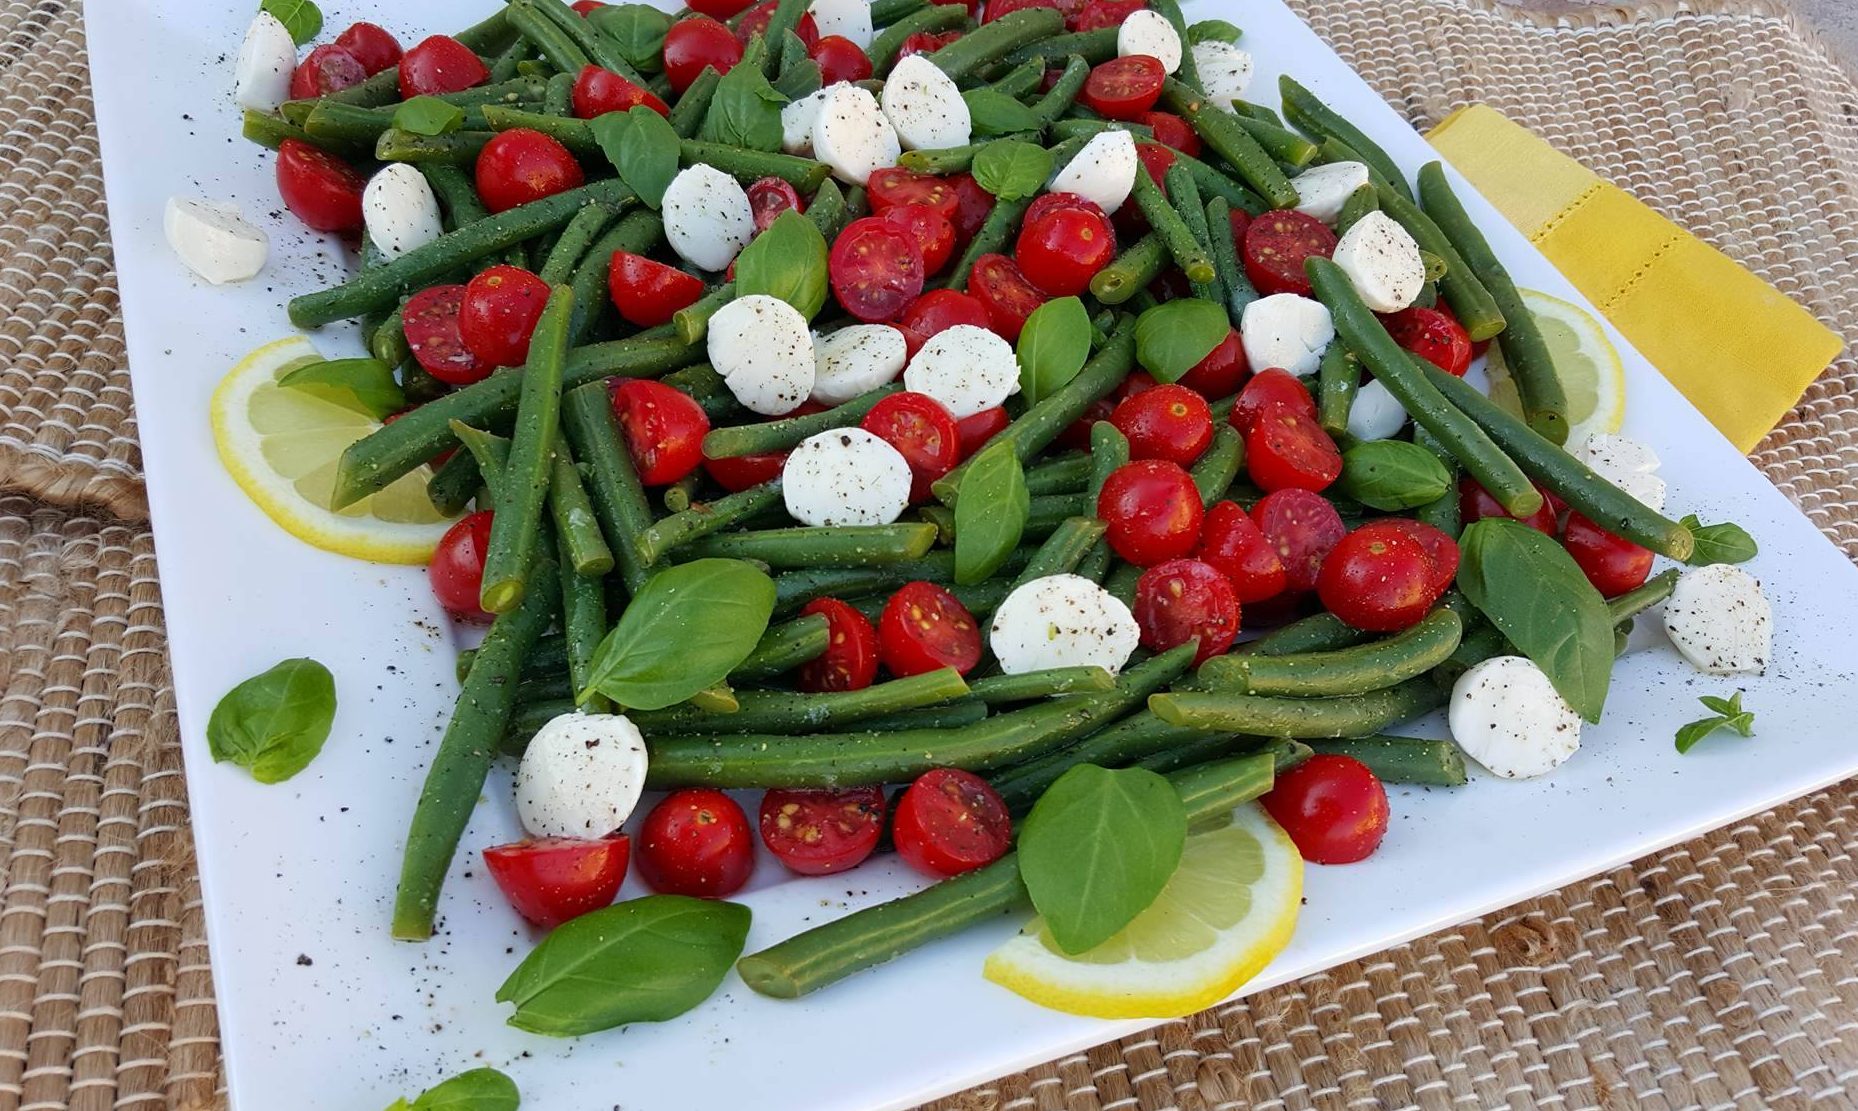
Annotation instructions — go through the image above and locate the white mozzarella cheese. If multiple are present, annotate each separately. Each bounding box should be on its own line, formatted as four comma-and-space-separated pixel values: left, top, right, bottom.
515, 711, 650, 839
781, 85, 836, 156
1240, 293, 1334, 376
709, 294, 817, 415
662, 164, 756, 272
1290, 161, 1371, 225
880, 54, 971, 151
812, 324, 908, 406
234, 12, 296, 111
902, 324, 1020, 418
990, 574, 1141, 676
1663, 564, 1772, 676
163, 197, 268, 285
1574, 431, 1666, 511
809, 0, 874, 48
782, 427, 914, 526
1192, 41, 1254, 109
361, 164, 444, 260
1612, 470, 1668, 514
813, 83, 901, 185
1117, 10, 1182, 74
1346, 379, 1409, 441
1449, 656, 1582, 779
1048, 129, 1138, 215
1332, 210, 1424, 313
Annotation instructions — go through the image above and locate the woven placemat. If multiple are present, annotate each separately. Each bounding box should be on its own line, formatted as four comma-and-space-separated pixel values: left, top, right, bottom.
0, 0, 1853, 1108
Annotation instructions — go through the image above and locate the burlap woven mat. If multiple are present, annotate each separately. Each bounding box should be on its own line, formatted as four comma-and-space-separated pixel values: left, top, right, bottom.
0, 0, 1853, 1107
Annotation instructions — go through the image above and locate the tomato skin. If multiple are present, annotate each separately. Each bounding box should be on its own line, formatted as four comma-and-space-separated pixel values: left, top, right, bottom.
879, 582, 983, 676
967, 253, 1047, 340
1135, 110, 1200, 156
663, 17, 743, 94
899, 28, 963, 58
1459, 476, 1559, 535
861, 391, 962, 502
1111, 383, 1214, 465
398, 35, 489, 98
1251, 488, 1346, 594
404, 284, 489, 385
1247, 403, 1343, 493
985, 0, 1067, 22
475, 128, 585, 214
1056, 397, 1112, 453
1014, 205, 1116, 296
1562, 512, 1654, 597
334, 22, 402, 75
1080, 55, 1165, 120
572, 0, 608, 12
704, 450, 787, 491
1134, 141, 1176, 187
1243, 211, 1338, 297
1263, 754, 1388, 864
867, 168, 961, 221
572, 64, 671, 118
459, 264, 551, 369
607, 250, 704, 326
1229, 367, 1318, 436
758, 787, 885, 875
611, 379, 710, 485
1133, 558, 1240, 665
1197, 500, 1288, 603
687, 0, 756, 18
882, 203, 957, 275
891, 769, 1012, 878
1176, 330, 1250, 399
635, 789, 756, 897
290, 45, 367, 100
1353, 518, 1459, 599
811, 34, 873, 83
1383, 305, 1473, 376
482, 834, 630, 928
736, 0, 819, 48
1069, 0, 1146, 30
746, 176, 804, 232
429, 511, 495, 620
830, 217, 926, 323
900, 289, 990, 340
796, 597, 880, 692
946, 172, 994, 242
275, 139, 366, 234
1098, 459, 1205, 566
955, 406, 1010, 457
1316, 526, 1438, 631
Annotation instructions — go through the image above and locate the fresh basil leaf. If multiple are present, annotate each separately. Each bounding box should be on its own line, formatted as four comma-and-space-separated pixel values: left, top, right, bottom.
1015, 296, 1091, 406
1134, 298, 1229, 382
733, 209, 829, 319
699, 61, 787, 152
583, 559, 775, 709
963, 88, 1041, 137
1678, 514, 1758, 565
259, 0, 321, 45
385, 1101, 413, 1111
1698, 693, 1740, 716
587, 4, 673, 74
496, 896, 751, 1036
590, 106, 681, 209
971, 139, 1052, 201
392, 96, 464, 137
406, 1067, 520, 1111
954, 439, 1029, 585
1018, 764, 1187, 955
1188, 18, 1242, 44
1337, 440, 1451, 510
206, 658, 337, 784
772, 56, 822, 101
1457, 519, 1614, 721
278, 357, 406, 419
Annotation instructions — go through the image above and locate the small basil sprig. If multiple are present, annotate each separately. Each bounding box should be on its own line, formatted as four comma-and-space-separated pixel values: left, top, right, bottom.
278, 357, 406, 419
1675, 692, 1757, 754
592, 106, 681, 209
259, 0, 321, 45
1188, 18, 1243, 44
497, 896, 751, 1036
972, 140, 1051, 201
1133, 298, 1229, 382
206, 658, 337, 784
587, 4, 672, 74
1017, 765, 1187, 954
963, 89, 1041, 137
1016, 296, 1090, 405
733, 209, 829, 319
1679, 514, 1758, 565
582, 559, 775, 709
383, 1067, 520, 1111
1457, 519, 1614, 721
392, 96, 464, 137
699, 62, 787, 152
954, 439, 1029, 584
1336, 440, 1451, 510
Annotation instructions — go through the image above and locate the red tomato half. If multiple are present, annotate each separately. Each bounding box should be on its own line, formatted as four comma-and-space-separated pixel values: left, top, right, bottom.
1134, 558, 1240, 665
429, 511, 495, 620
736, 0, 819, 48
879, 582, 982, 676
861, 391, 961, 502
967, 253, 1047, 340
460, 264, 551, 369
704, 450, 787, 491
612, 379, 710, 485
891, 769, 1012, 877
901, 289, 990, 339
1111, 383, 1214, 465
759, 787, 885, 875
830, 217, 925, 323
1247, 403, 1342, 493
1251, 488, 1345, 594
882, 203, 957, 275
1177, 330, 1250, 399
398, 35, 488, 99
1197, 500, 1288, 603
1459, 476, 1558, 535
1263, 754, 1388, 864
275, 139, 365, 234
797, 597, 880, 693
572, 64, 671, 118
899, 28, 963, 58
1229, 367, 1318, 436
483, 834, 630, 928
1080, 55, 1165, 120
1134, 141, 1176, 187
476, 129, 584, 213
1316, 526, 1438, 631
1562, 512, 1654, 597
1069, 0, 1146, 30
811, 34, 873, 83
747, 176, 805, 232
867, 168, 961, 221
663, 16, 743, 93
572, 0, 609, 12
1136, 110, 1200, 156
334, 22, 402, 75
290, 45, 366, 100
1098, 459, 1204, 565
403, 284, 488, 385
1014, 204, 1116, 296
608, 250, 705, 326
688, 0, 756, 18
635, 789, 756, 897
946, 172, 993, 242
1383, 305, 1473, 376
1243, 211, 1338, 297
955, 406, 1010, 457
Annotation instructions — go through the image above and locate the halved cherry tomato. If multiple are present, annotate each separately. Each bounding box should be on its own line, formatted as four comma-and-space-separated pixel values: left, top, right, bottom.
946, 172, 993, 242
747, 176, 805, 232
1228, 207, 1252, 246
1247, 403, 1342, 492
1229, 367, 1318, 436
1134, 141, 1176, 186
759, 787, 885, 875
901, 288, 990, 339
891, 768, 1012, 877
1111, 383, 1214, 465
1383, 305, 1473, 376
663, 16, 743, 93
899, 28, 963, 58
1135, 110, 1200, 156
1069, 0, 1146, 30
1263, 754, 1388, 864
811, 34, 873, 83
882, 203, 957, 275
830, 217, 925, 323
612, 379, 710, 485
861, 391, 961, 502
1197, 500, 1288, 602
1251, 488, 1345, 594
1134, 558, 1240, 665
334, 22, 402, 75
797, 597, 879, 692
879, 582, 983, 676
704, 450, 787, 491
735, 0, 819, 48
1459, 476, 1558, 535
398, 35, 488, 99
955, 406, 1010, 456
403, 284, 488, 385
429, 510, 495, 620
1080, 55, 1165, 120
275, 139, 365, 233
1177, 330, 1250, 399
572, 64, 671, 118
1098, 459, 1204, 565
968, 253, 1046, 340
483, 834, 630, 928
1014, 203, 1116, 296
1562, 512, 1654, 597
476, 128, 584, 213
290, 45, 367, 99
1317, 525, 1437, 631
1352, 518, 1459, 600
866, 167, 961, 222
892, 323, 929, 359
608, 250, 705, 326
688, 0, 756, 18
635, 789, 755, 897
1243, 211, 1338, 297
460, 264, 551, 369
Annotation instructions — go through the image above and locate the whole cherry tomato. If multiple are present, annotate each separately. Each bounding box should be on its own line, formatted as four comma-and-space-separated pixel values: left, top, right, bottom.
735, 0, 818, 48
398, 35, 488, 98
429, 511, 495, 620
1562, 511, 1654, 597
899, 28, 963, 58
1229, 367, 1318, 436
1384, 305, 1473, 376
275, 139, 365, 233
334, 22, 402, 75
796, 596, 880, 692
1263, 754, 1389, 864
891, 768, 1012, 878
1069, 0, 1145, 30
1177, 330, 1250, 399
1133, 558, 1240, 665
1316, 524, 1439, 631
482, 834, 630, 928
759, 787, 886, 875
1246, 403, 1343, 493
1134, 141, 1175, 186
475, 128, 584, 213
459, 264, 551, 369
1197, 500, 1288, 603
611, 379, 710, 485
1079, 55, 1165, 120
900, 289, 990, 340
878, 582, 983, 676
1014, 204, 1116, 296
635, 789, 756, 897
1111, 383, 1214, 466
290, 45, 366, 100
861, 391, 961, 502
571, 64, 670, 118
1098, 459, 1204, 565
1353, 518, 1459, 600
810, 34, 873, 83
608, 250, 705, 326
746, 176, 804, 232
663, 16, 743, 94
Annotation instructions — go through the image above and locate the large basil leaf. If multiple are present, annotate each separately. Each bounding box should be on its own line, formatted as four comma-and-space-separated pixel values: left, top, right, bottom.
1134, 298, 1229, 382
1017, 765, 1187, 954
1457, 519, 1614, 721
1015, 296, 1091, 406
1336, 440, 1450, 510
1679, 514, 1758, 565
397, 1067, 519, 1111
582, 559, 775, 709
496, 896, 751, 1036
587, 4, 672, 74
963, 89, 1041, 137
733, 209, 829, 319
278, 357, 405, 419
591, 106, 681, 209
206, 658, 337, 784
259, 0, 321, 44
699, 62, 787, 152
972, 140, 1052, 201
954, 439, 1029, 584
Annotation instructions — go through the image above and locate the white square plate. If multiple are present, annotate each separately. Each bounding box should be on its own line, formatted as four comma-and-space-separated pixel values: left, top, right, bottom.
87, 1, 1858, 1108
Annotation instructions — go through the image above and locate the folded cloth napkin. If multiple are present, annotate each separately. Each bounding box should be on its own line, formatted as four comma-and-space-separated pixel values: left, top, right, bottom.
1427, 104, 1843, 453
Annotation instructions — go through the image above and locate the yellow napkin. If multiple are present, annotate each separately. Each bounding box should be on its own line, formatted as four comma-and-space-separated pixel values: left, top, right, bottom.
1427, 104, 1842, 452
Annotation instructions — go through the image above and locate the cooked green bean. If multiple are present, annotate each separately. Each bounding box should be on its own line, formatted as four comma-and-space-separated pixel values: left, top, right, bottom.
1175, 151, 1270, 215
1372, 182, 1504, 342
871, 2, 969, 70
1234, 114, 1320, 168
1029, 55, 1090, 125
1336, 183, 1378, 235
568, 209, 664, 340
1010, 517, 1107, 590
673, 284, 735, 345
449, 422, 511, 508
1307, 735, 1467, 786
426, 449, 484, 517
1001, 27, 1119, 68
1089, 232, 1169, 304
1167, 162, 1224, 303
684, 524, 939, 568
375, 128, 495, 163
547, 446, 614, 576
1160, 80, 1299, 209
669, 66, 723, 137
1278, 75, 1413, 202
539, 202, 620, 284
968, 666, 1115, 703
241, 109, 315, 149
1131, 163, 1214, 283
480, 288, 572, 613
1024, 453, 1092, 495
631, 668, 969, 734
560, 382, 655, 593
1190, 426, 1244, 506
290, 10, 516, 112
1242, 612, 1374, 656
1151, 0, 1201, 91
556, 533, 612, 715
1204, 196, 1259, 316
944, 196, 1033, 291
701, 384, 904, 458
724, 613, 831, 683
871, 0, 930, 24
637, 480, 784, 566
1316, 343, 1359, 439
901, 135, 1039, 175
1410, 424, 1461, 538
506, 0, 592, 72
1089, 422, 1129, 505
1150, 676, 1444, 737
859, 702, 991, 732
420, 163, 490, 227
1198, 609, 1462, 696
928, 8, 1064, 80
528, 0, 650, 83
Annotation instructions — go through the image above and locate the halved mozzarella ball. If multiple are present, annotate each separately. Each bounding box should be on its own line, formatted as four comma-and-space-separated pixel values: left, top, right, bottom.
813, 83, 901, 185
164, 197, 268, 285
515, 712, 649, 839
1118, 10, 1182, 74
782, 85, 836, 156
1612, 470, 1668, 514
1449, 656, 1581, 779
782, 427, 913, 526
1332, 210, 1424, 313
234, 12, 296, 111
1240, 293, 1334, 376
1192, 41, 1254, 109
1049, 129, 1138, 215
813, 324, 908, 406
810, 0, 874, 48
1290, 161, 1371, 225
1575, 431, 1660, 477
1663, 564, 1772, 675
1346, 379, 1408, 441
990, 574, 1141, 676
662, 164, 756, 272
709, 294, 817, 415
902, 324, 1020, 418
362, 164, 443, 260
880, 54, 971, 152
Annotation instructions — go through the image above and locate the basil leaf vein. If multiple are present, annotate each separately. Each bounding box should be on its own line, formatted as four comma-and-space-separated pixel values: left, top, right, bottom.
1678, 514, 1758, 566
592, 106, 682, 209
972, 140, 1052, 201
699, 62, 787, 152
963, 88, 1041, 137
1337, 440, 1451, 510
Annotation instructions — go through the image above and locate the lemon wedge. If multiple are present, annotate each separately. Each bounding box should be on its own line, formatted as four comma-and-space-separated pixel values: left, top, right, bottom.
1484, 288, 1626, 445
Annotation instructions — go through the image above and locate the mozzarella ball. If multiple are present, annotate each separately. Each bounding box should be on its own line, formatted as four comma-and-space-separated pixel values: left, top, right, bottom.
1049, 129, 1138, 215
234, 12, 296, 111
164, 197, 268, 284
662, 164, 756, 272
902, 324, 1020, 418
1290, 161, 1372, 225
1118, 10, 1183, 74
1346, 379, 1409, 441
813, 83, 901, 185
991, 574, 1141, 676
1240, 293, 1334, 376
881, 54, 971, 151
809, 0, 874, 48
1332, 210, 1425, 313
781, 85, 836, 156
362, 164, 444, 260
709, 294, 817, 414
515, 712, 649, 839
1192, 41, 1254, 109
813, 324, 908, 406
1449, 656, 1582, 779
782, 427, 913, 526
1663, 564, 1772, 675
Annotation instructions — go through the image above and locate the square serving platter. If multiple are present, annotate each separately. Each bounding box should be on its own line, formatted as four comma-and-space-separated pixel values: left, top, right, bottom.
86, 1, 1858, 1107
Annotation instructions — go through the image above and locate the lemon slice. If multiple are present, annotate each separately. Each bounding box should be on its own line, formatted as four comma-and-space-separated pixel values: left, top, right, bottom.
983, 803, 1303, 1019
1483, 288, 1626, 444
211, 336, 459, 564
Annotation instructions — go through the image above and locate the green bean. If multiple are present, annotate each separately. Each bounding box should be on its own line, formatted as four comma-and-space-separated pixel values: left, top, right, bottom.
1241, 613, 1371, 657
929, 8, 1064, 80
304, 102, 494, 148
375, 129, 495, 163
393, 557, 559, 941
773, 53, 823, 101
1174, 151, 1270, 215
685, 524, 939, 568
756, 0, 814, 73
1088, 232, 1168, 305
871, 3, 969, 71
1029, 56, 1090, 125
871, 0, 930, 24
969, 666, 1115, 703
449, 422, 511, 509
1307, 735, 1467, 787
1010, 517, 1108, 590
1198, 609, 1462, 696
560, 382, 655, 593
733, 613, 832, 681
988, 711, 1196, 812
1309, 257, 1541, 518
807, 178, 851, 239
486, 33, 535, 83
1411, 424, 1461, 538
479, 288, 572, 613
1316, 343, 1359, 439
777, 28, 811, 79
701, 384, 903, 458
1167, 162, 1224, 304
636, 480, 782, 566
669, 67, 723, 137
1190, 426, 1244, 506
1160, 80, 1298, 209
735, 751, 1271, 997
1024, 454, 1092, 495
241, 109, 314, 149
556, 533, 612, 716
539, 202, 620, 284
679, 140, 834, 190
547, 446, 614, 576
771, 548, 1034, 610
1336, 183, 1378, 235
860, 702, 991, 731
1149, 675, 1444, 737
1088, 422, 1129, 506
632, 669, 970, 735
426, 450, 485, 516
1232, 100, 1283, 128
673, 284, 735, 345
902, 136, 1040, 175
528, 0, 650, 83
1368, 185, 1505, 343
569, 209, 664, 340
1002, 27, 1119, 68
944, 195, 1032, 291
1046, 117, 1149, 143
1150, 0, 1201, 92
1130, 164, 1214, 283
1204, 196, 1259, 316
1232, 114, 1320, 168
990, 58, 1047, 99
1132, 735, 1285, 778
1277, 76, 1412, 202
288, 11, 516, 112
420, 163, 490, 227
506, 0, 592, 72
